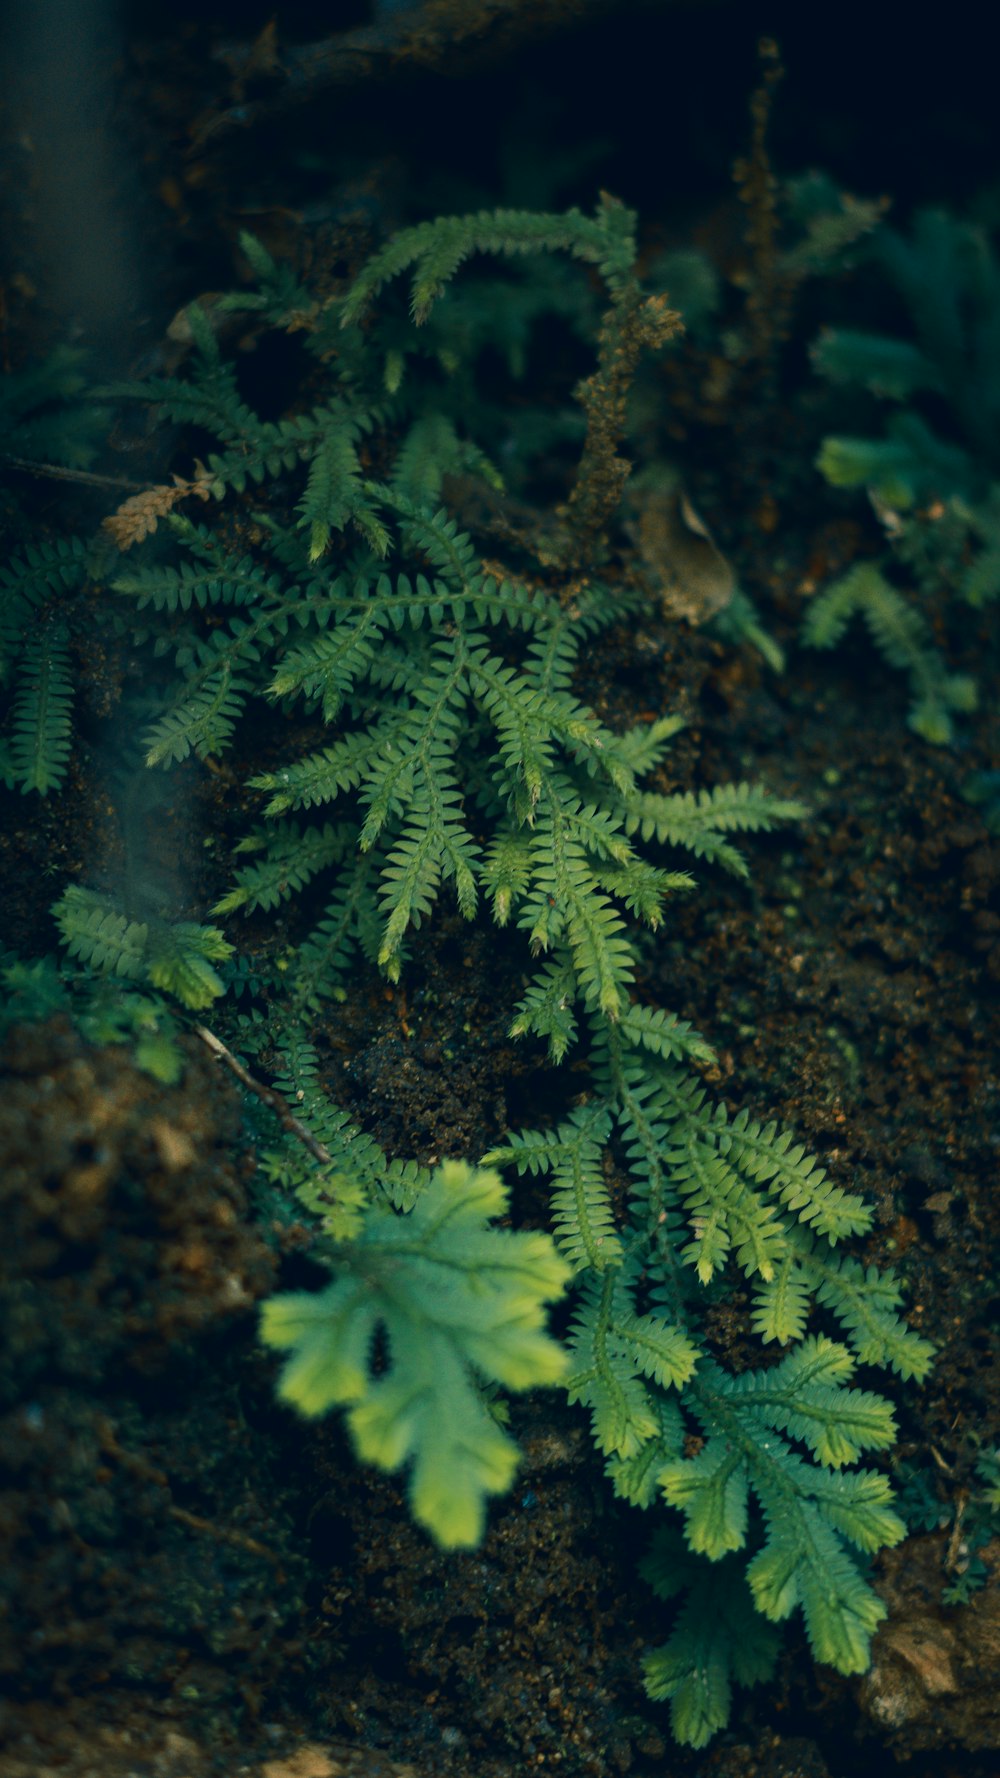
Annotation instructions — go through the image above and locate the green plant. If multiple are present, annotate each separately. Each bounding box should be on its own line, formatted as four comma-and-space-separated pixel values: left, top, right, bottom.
53, 885, 233, 1012
0, 353, 119, 794
809, 208, 1000, 739
895, 1440, 1000, 1609
962, 766, 1000, 834
0, 951, 187, 1084
0, 347, 110, 475
262, 1158, 569, 1547
0, 534, 97, 794
6, 197, 934, 1746
800, 560, 976, 745
941, 1444, 1000, 1606
814, 210, 1000, 502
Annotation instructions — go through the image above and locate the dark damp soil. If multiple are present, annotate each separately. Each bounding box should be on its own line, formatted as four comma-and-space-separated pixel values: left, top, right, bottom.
1, 3, 999, 1776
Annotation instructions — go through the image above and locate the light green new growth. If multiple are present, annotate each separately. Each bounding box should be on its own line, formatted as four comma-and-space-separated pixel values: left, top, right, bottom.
261, 1160, 569, 1547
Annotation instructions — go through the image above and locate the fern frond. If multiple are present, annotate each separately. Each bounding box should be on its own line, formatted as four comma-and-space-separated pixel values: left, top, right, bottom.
716, 1104, 872, 1241
104, 326, 259, 441
269, 599, 389, 720
0, 536, 91, 626
750, 1249, 814, 1345
145, 920, 233, 1010
616, 1003, 716, 1069
53, 887, 230, 1010
732, 1335, 897, 1467
606, 713, 686, 778
264, 1030, 426, 1214
376, 790, 481, 978
486, 1101, 619, 1272
595, 858, 693, 926
111, 555, 279, 613
651, 1360, 906, 1675
547, 1103, 620, 1272
565, 1267, 697, 1459
747, 1493, 897, 1672
389, 412, 502, 505
803, 561, 975, 743
359, 636, 470, 844
482, 827, 534, 925
622, 782, 807, 876
805, 1463, 909, 1552
340, 196, 639, 328
8, 625, 74, 794
642, 1535, 780, 1749
145, 650, 251, 766
467, 649, 559, 805
659, 1434, 751, 1557
219, 230, 316, 328
214, 821, 356, 915
251, 719, 401, 815
519, 797, 636, 1018
348, 644, 481, 976
54, 886, 148, 979
607, 1395, 685, 1507
297, 415, 388, 560
391, 414, 460, 504
560, 794, 633, 863
523, 610, 585, 696
792, 1232, 935, 1379
508, 955, 579, 1061
664, 1122, 788, 1285
288, 854, 383, 1008
612, 1077, 687, 1282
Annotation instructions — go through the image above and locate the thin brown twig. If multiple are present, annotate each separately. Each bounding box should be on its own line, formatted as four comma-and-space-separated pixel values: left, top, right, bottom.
195, 1022, 334, 1167
944, 1492, 968, 1576
97, 1418, 281, 1563
732, 37, 786, 391
1, 453, 154, 492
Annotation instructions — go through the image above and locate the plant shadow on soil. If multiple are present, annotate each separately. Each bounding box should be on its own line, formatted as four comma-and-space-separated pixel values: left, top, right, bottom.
1, 2, 999, 1775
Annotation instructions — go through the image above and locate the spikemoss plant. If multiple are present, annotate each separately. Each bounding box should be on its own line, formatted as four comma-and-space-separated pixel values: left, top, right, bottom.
1, 196, 934, 1747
